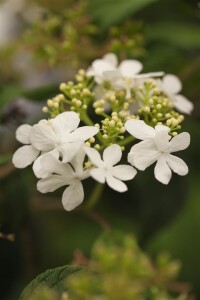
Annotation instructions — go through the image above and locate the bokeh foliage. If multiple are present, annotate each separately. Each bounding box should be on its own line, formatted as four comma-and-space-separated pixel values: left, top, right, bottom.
0, 0, 200, 299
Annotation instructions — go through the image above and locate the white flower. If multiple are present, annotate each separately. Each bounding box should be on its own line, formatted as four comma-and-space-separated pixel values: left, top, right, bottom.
84, 144, 137, 192
103, 60, 163, 99
125, 119, 190, 184
86, 53, 118, 84
12, 124, 40, 168
37, 149, 89, 211
160, 74, 194, 114
30, 111, 98, 163
12, 111, 98, 177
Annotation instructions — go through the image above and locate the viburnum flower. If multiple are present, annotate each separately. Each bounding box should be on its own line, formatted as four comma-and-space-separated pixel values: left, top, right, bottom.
84, 144, 137, 192
103, 61, 163, 99
37, 149, 89, 211
12, 124, 40, 168
86, 53, 118, 84
12, 111, 98, 177
125, 119, 190, 184
160, 74, 194, 114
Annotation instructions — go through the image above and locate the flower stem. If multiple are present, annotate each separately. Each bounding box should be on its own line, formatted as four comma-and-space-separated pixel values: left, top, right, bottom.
119, 135, 135, 146
84, 182, 104, 211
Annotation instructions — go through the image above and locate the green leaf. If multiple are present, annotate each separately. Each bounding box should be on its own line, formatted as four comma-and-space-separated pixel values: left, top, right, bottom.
89, 0, 160, 29
20, 265, 84, 299
146, 22, 200, 49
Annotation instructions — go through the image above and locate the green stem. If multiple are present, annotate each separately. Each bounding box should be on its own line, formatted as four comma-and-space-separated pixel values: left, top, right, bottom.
84, 182, 104, 211
81, 113, 94, 126
118, 135, 135, 146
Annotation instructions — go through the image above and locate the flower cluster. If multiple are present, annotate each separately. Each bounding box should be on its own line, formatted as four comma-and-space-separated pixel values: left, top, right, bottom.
12, 53, 193, 211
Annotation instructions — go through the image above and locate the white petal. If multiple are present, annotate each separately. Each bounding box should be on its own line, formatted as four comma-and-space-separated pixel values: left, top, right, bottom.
84, 146, 103, 167
163, 74, 182, 95
173, 95, 194, 115
52, 111, 80, 134
128, 139, 159, 170
103, 53, 118, 67
69, 126, 98, 142
166, 154, 188, 176
135, 71, 164, 79
33, 149, 60, 178
16, 124, 32, 144
70, 147, 85, 176
103, 144, 122, 166
92, 60, 115, 76
154, 155, 172, 184
37, 175, 67, 193
118, 60, 143, 77
30, 123, 56, 151
106, 174, 127, 192
111, 165, 137, 180
62, 181, 84, 211
125, 119, 155, 140
103, 70, 122, 82
90, 168, 105, 183
12, 145, 39, 168
169, 132, 190, 153
155, 125, 170, 133
154, 130, 171, 152
60, 142, 83, 163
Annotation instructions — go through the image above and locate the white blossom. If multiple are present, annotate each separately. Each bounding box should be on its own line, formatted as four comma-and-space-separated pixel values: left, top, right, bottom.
84, 144, 137, 192
86, 53, 118, 84
125, 119, 190, 184
159, 74, 194, 114
37, 149, 89, 211
103, 60, 163, 99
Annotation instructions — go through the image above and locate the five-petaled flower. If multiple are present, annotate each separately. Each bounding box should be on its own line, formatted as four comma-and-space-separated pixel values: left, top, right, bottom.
12, 111, 98, 177
37, 149, 89, 211
84, 144, 137, 192
125, 119, 190, 184
103, 60, 163, 99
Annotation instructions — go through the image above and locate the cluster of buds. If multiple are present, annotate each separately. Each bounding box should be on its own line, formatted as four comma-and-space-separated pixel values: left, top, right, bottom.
12, 53, 193, 211
22, 233, 193, 300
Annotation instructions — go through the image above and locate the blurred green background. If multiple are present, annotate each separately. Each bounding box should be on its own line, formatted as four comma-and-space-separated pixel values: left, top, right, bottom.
0, 0, 200, 299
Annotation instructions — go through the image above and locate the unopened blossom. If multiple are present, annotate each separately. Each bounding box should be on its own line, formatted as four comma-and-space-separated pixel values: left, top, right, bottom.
84, 144, 137, 192
125, 119, 190, 184
160, 74, 194, 114
103, 60, 163, 99
37, 149, 89, 211
86, 53, 118, 84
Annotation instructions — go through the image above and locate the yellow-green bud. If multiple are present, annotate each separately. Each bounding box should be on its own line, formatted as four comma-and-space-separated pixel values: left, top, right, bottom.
94, 144, 100, 150
53, 102, 59, 109
47, 99, 54, 107
85, 142, 91, 147
89, 137, 95, 143
103, 134, 108, 139
156, 104, 162, 110
95, 107, 103, 114
120, 127, 126, 133
144, 106, 150, 113
42, 106, 49, 113
60, 83, 67, 91
157, 113, 163, 118
109, 120, 115, 127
